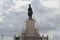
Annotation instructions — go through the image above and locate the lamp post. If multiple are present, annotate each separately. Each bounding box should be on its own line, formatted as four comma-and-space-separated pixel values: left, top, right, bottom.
2, 35, 3, 40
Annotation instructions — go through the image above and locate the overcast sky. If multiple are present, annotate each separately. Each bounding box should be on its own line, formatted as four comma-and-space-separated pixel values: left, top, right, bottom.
0, 0, 60, 40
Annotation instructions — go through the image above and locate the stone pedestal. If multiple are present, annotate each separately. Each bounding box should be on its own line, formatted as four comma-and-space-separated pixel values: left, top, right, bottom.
26, 19, 35, 34
20, 19, 40, 37
14, 19, 49, 40
14, 4, 49, 40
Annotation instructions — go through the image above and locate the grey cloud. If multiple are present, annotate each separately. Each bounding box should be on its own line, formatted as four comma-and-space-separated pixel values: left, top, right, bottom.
0, 11, 27, 36
31, 0, 58, 30
0, 0, 60, 40
31, 0, 58, 15
53, 34, 60, 40
2, 0, 14, 10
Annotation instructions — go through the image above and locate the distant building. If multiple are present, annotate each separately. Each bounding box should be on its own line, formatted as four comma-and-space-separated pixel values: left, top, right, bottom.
14, 4, 49, 40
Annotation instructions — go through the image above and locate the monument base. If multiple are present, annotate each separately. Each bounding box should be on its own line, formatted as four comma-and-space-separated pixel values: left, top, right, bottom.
14, 19, 48, 40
